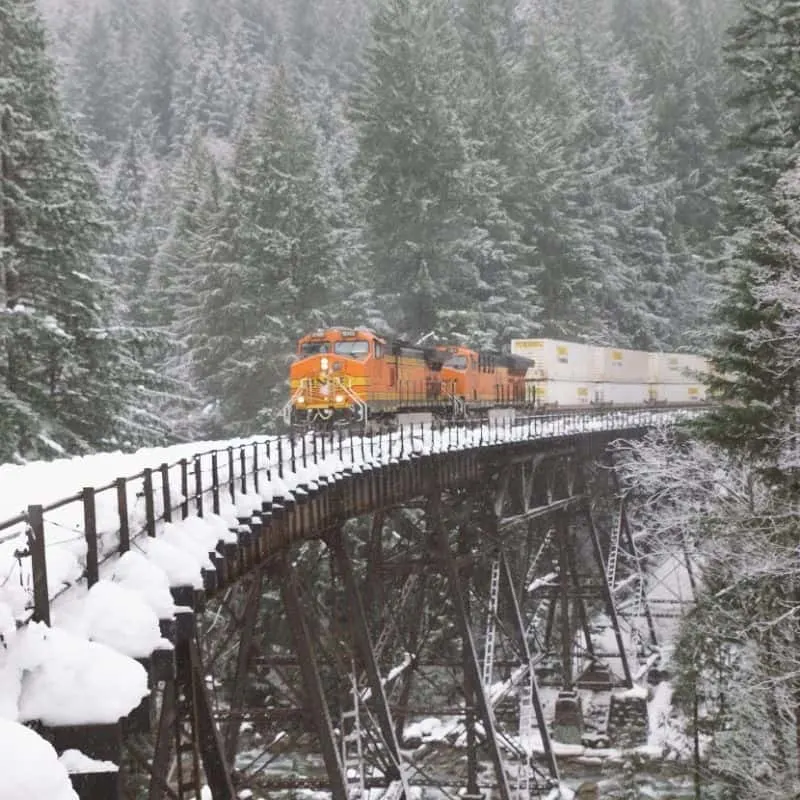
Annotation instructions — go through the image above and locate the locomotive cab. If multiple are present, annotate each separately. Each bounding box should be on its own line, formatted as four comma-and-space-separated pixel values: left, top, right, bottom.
285, 327, 383, 425
438, 346, 478, 413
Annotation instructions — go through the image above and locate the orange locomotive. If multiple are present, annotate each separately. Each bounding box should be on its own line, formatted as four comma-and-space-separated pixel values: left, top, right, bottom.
438, 344, 530, 415
283, 327, 533, 427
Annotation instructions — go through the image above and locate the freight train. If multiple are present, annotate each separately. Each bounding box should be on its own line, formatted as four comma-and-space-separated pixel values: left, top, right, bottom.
282, 327, 709, 429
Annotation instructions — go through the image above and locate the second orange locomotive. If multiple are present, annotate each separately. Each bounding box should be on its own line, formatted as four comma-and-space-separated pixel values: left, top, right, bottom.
283, 327, 532, 427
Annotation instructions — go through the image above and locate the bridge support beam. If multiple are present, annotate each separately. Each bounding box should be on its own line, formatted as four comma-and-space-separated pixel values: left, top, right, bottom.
224, 569, 263, 765
458, 523, 481, 800
428, 489, 513, 800
499, 548, 559, 783
147, 680, 176, 800
605, 452, 659, 649
327, 529, 406, 787
585, 502, 633, 688
191, 637, 238, 799
145, 620, 236, 800
276, 555, 348, 800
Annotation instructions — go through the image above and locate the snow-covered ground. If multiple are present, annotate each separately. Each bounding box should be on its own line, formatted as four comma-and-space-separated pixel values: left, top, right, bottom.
0, 408, 701, 797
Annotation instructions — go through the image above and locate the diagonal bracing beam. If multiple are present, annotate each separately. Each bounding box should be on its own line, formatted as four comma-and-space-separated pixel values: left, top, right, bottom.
428, 490, 513, 800
275, 555, 348, 800
584, 502, 633, 688
499, 548, 560, 782
224, 569, 264, 764
327, 529, 408, 792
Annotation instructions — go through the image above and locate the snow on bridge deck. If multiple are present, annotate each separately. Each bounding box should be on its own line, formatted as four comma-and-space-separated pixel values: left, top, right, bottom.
0, 407, 702, 796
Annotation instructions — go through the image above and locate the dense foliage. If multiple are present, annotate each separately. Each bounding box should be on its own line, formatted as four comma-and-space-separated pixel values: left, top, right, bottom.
0, 0, 163, 462
7, 0, 735, 447
625, 3, 800, 796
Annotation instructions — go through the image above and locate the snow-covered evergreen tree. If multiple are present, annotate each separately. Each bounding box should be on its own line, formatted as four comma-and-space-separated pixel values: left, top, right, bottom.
187, 67, 336, 433
0, 0, 155, 459
454, 0, 542, 348
700, 0, 800, 483
350, 0, 475, 340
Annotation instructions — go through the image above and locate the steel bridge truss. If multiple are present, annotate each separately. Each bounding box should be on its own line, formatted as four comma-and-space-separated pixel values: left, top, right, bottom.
114, 437, 676, 800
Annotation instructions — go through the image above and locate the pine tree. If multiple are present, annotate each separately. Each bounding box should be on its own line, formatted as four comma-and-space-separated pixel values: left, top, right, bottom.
699, 1, 800, 483
188, 68, 336, 434
0, 0, 152, 459
141, 0, 180, 154
64, 9, 126, 164
454, 0, 541, 348
145, 131, 223, 440
349, 0, 474, 340
701, 164, 800, 483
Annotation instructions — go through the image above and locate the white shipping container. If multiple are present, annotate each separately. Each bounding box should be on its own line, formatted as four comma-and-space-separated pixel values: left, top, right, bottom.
529, 380, 592, 407
591, 346, 650, 384
512, 338, 592, 382
592, 382, 651, 405
648, 352, 710, 384
649, 382, 707, 403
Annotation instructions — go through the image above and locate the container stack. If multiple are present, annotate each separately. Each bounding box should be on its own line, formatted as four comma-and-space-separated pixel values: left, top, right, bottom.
510, 339, 709, 408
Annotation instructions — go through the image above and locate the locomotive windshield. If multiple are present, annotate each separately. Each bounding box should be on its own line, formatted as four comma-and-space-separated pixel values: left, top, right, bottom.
444, 355, 468, 370
334, 340, 370, 359
301, 341, 331, 355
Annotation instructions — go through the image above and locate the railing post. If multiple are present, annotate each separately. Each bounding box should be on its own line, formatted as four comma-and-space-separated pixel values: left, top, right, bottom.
27, 505, 49, 626
116, 478, 130, 552
180, 458, 189, 519
253, 443, 260, 494
194, 455, 204, 517
228, 446, 235, 502
83, 487, 99, 586
290, 435, 297, 473
143, 468, 156, 537
212, 452, 221, 515
240, 447, 247, 494
277, 438, 284, 479
161, 463, 172, 523
302, 434, 308, 469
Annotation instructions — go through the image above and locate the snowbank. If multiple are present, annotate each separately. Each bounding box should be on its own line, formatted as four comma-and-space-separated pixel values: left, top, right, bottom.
0, 717, 79, 800
12, 623, 148, 726
59, 748, 118, 774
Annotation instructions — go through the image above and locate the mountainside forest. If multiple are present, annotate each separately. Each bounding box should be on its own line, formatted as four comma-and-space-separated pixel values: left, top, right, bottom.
7, 2, 800, 795
1, 0, 741, 457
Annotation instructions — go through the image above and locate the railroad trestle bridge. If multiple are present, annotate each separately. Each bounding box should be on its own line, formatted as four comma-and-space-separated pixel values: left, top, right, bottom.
0, 408, 701, 800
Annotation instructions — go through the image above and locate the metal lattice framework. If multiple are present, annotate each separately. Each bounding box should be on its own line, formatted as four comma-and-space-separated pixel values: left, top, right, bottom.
0, 407, 705, 800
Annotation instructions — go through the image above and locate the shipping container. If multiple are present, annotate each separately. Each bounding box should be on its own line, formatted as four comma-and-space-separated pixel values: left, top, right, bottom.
648, 352, 710, 384
591, 346, 650, 384
648, 382, 708, 404
592, 382, 651, 405
528, 380, 592, 407
511, 338, 593, 382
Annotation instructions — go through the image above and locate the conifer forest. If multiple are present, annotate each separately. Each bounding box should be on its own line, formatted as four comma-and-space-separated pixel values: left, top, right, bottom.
3, 0, 740, 457
5, 0, 800, 795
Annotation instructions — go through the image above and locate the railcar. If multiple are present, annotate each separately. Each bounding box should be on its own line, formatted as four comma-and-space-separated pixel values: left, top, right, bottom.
284, 327, 448, 427
283, 328, 534, 428
438, 345, 530, 415
284, 328, 712, 430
